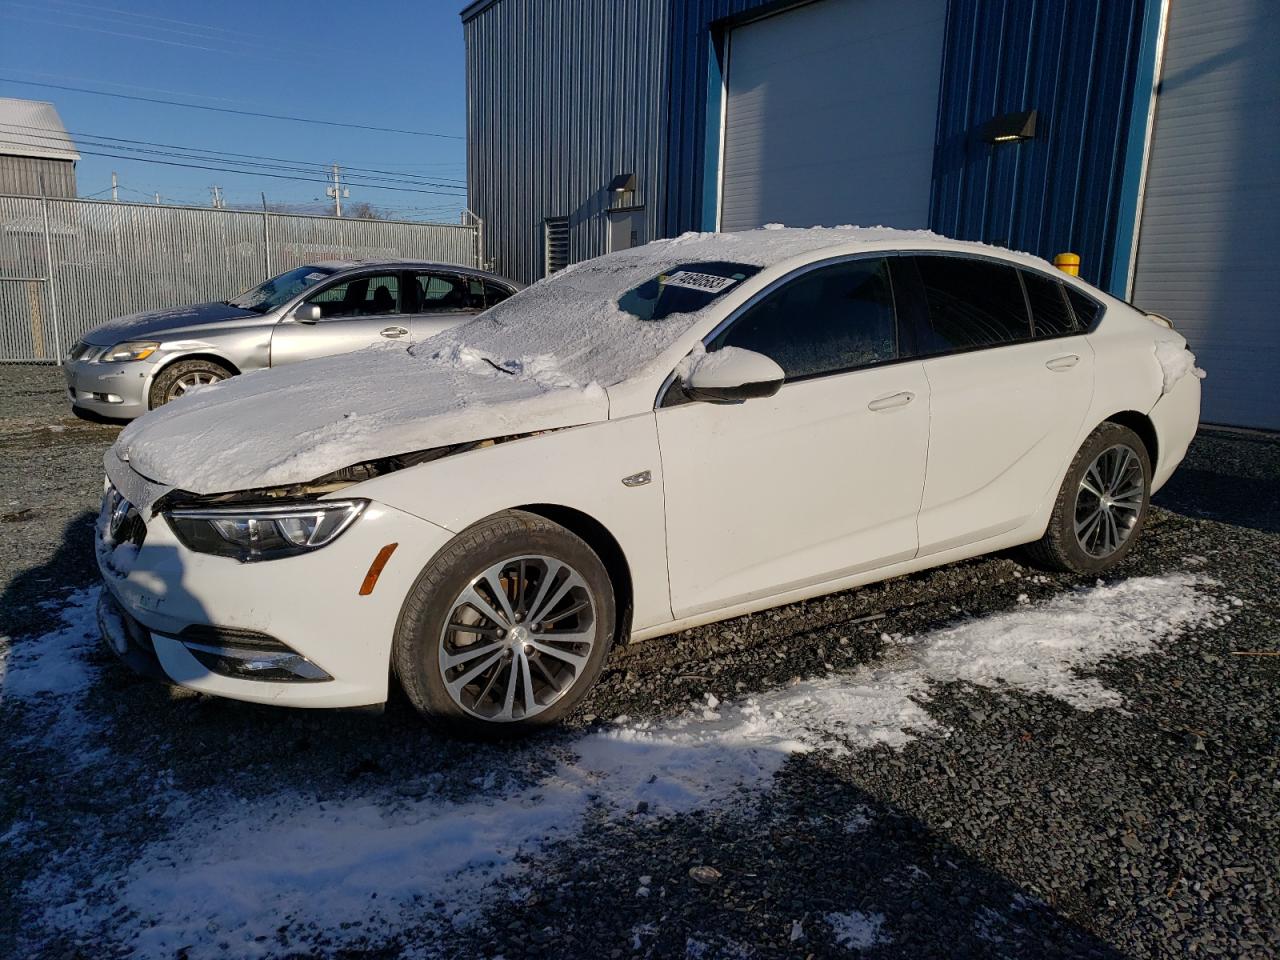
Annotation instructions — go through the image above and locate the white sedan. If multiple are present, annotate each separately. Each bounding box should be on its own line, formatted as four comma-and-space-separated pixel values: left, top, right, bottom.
96, 227, 1203, 735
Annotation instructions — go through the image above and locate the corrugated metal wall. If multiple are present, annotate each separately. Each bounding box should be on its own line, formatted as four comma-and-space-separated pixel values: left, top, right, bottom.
0, 156, 76, 198
1130, 0, 1280, 429
463, 0, 671, 284
0, 196, 479, 361
468, 0, 1149, 291
663, 0, 1149, 288
929, 0, 1149, 288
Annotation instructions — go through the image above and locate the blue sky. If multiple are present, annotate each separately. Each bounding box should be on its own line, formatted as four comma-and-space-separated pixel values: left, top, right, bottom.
0, 0, 469, 220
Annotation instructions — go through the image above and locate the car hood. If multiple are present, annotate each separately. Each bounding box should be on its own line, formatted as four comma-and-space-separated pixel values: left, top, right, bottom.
111, 343, 611, 497
83, 301, 259, 344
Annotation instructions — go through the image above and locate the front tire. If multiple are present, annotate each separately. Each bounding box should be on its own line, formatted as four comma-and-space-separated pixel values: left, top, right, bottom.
148, 358, 232, 409
393, 510, 615, 737
1023, 422, 1152, 575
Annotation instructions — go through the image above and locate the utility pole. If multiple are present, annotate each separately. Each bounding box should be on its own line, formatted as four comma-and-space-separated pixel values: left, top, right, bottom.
325, 162, 348, 217
209, 185, 224, 209
111, 171, 118, 202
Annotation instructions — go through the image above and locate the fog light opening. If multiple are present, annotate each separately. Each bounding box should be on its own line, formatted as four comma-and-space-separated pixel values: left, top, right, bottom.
176, 638, 332, 683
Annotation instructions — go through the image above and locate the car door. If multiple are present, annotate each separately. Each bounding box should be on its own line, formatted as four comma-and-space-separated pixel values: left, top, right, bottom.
270, 271, 407, 366
403, 270, 489, 342
892, 255, 1096, 555
655, 256, 931, 620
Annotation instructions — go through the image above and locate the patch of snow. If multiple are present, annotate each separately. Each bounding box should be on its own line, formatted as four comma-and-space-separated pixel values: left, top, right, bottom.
0, 588, 103, 754
826, 910, 888, 951
1, 588, 99, 701
1154, 339, 1206, 394
27, 576, 1222, 957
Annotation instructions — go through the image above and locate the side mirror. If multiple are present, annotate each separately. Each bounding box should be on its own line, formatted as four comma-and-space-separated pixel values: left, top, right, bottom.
682, 347, 785, 404
292, 303, 321, 324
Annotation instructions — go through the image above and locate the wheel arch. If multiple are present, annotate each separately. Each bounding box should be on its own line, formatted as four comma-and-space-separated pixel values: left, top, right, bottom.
147, 352, 242, 408
513, 503, 635, 644
1102, 410, 1159, 469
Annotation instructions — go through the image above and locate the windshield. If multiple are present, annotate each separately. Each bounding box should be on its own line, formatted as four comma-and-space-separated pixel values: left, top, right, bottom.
229, 265, 336, 313
617, 261, 761, 321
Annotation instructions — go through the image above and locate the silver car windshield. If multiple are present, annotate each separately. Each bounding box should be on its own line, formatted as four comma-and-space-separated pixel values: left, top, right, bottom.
228, 265, 336, 314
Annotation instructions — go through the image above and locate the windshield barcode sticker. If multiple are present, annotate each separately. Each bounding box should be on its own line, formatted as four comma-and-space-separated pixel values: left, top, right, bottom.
661, 271, 739, 293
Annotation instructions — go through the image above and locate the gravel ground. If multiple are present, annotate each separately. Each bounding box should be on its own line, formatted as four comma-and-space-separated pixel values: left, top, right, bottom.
0, 364, 1277, 959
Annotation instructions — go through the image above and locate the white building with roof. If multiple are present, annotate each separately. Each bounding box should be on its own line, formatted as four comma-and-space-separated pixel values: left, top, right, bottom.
0, 97, 79, 197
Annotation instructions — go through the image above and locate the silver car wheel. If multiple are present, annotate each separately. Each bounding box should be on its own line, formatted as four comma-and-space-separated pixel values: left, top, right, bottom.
166, 370, 223, 400
438, 555, 597, 722
1074, 443, 1145, 558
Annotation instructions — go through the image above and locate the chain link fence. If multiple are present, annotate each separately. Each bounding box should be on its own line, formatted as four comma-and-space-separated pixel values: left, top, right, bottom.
0, 195, 480, 361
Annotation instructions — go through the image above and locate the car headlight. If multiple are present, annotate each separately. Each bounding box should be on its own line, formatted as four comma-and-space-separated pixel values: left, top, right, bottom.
166, 500, 366, 562
103, 340, 160, 362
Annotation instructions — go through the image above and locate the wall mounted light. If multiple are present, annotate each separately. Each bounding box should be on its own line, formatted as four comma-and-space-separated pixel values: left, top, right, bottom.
609, 173, 637, 193
983, 109, 1038, 144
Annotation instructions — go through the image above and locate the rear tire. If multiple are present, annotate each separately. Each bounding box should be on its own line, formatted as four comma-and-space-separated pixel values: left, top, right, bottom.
393, 510, 615, 738
148, 358, 232, 409
1022, 422, 1152, 575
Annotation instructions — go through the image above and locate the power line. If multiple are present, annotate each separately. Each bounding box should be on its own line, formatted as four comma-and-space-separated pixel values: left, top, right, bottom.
0, 121, 468, 190
0, 76, 464, 139
0, 136, 469, 198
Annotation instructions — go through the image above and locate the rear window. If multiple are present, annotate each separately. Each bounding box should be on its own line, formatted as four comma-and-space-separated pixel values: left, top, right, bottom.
909, 255, 1031, 353
1022, 270, 1079, 338
1065, 285, 1104, 329
617, 261, 761, 322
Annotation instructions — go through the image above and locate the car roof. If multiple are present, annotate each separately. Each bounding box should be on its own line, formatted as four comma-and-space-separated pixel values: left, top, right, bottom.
308, 259, 521, 287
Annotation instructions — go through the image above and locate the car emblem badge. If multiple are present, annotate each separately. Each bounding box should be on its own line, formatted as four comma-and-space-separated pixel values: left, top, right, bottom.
621, 470, 652, 488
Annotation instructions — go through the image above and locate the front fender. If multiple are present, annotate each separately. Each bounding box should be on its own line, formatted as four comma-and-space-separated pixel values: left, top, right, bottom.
348, 414, 673, 631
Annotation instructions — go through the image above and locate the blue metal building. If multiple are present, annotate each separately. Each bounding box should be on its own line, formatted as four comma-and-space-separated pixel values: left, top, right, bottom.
463, 0, 1279, 429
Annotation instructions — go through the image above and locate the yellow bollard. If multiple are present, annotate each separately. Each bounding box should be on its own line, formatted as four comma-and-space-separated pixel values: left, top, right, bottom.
1054, 252, 1081, 276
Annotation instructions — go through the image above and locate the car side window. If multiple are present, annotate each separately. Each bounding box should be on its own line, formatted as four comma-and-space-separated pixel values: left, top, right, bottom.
308, 274, 400, 319
1022, 270, 1079, 338
904, 255, 1031, 354
484, 281, 514, 307
414, 272, 483, 313
1064, 285, 1103, 329
707, 258, 898, 381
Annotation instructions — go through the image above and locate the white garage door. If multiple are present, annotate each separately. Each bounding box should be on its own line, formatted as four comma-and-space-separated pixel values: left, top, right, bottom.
718, 0, 946, 233
1130, 0, 1280, 429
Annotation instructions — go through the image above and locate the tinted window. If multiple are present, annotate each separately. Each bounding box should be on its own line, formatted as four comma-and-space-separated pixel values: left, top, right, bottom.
1022, 270, 1078, 338
1064, 286, 1103, 329
308, 273, 399, 319
708, 258, 897, 380
413, 272, 482, 313
909, 255, 1030, 353
484, 281, 513, 307
618, 261, 761, 321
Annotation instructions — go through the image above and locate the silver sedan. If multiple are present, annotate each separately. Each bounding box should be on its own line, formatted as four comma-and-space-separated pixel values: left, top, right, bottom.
63, 259, 521, 420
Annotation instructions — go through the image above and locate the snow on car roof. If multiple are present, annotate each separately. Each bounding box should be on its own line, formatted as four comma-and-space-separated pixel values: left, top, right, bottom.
414, 225, 944, 389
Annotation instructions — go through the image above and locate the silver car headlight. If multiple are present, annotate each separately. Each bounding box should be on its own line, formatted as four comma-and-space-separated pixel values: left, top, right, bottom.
166, 500, 366, 562
103, 340, 160, 362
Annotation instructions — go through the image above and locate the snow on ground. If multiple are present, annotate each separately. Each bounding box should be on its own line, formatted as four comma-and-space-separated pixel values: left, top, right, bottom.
825, 910, 889, 951
16, 575, 1223, 957
0, 587, 101, 748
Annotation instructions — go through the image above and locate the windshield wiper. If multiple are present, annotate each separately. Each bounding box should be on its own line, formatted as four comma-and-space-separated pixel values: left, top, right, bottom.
482, 357, 517, 376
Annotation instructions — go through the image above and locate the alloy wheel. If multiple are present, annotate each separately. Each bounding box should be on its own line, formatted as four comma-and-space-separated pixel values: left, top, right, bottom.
1074, 443, 1145, 558
438, 555, 597, 722
166, 370, 223, 400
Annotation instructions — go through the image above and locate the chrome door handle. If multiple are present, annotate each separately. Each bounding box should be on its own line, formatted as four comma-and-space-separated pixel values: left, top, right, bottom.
867, 391, 915, 412
1045, 354, 1080, 371
380, 326, 408, 339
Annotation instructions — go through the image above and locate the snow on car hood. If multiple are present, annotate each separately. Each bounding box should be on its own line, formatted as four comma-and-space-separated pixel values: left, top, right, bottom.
113, 226, 943, 495
113, 344, 609, 495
